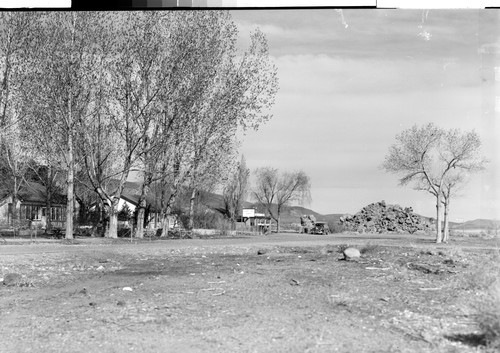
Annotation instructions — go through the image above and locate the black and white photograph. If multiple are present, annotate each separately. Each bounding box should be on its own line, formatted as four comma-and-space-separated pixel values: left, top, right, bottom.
1, 3, 499, 352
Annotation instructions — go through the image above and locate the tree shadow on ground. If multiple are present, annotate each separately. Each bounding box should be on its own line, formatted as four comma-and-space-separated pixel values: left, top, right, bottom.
444, 333, 487, 347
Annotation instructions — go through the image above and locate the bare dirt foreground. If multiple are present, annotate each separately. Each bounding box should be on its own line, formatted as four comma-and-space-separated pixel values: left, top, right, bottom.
1, 233, 499, 353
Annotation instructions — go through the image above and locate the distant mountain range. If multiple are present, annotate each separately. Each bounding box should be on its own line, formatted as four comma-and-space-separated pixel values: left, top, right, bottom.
448, 218, 500, 230
197, 190, 499, 230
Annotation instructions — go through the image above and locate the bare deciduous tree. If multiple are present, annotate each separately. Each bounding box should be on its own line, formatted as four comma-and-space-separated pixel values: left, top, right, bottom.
22, 12, 113, 239
79, 12, 172, 239
383, 123, 487, 243
223, 155, 250, 229
253, 168, 311, 233
0, 13, 38, 226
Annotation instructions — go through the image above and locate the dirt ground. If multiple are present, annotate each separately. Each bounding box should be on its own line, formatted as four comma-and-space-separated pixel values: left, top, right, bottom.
1, 232, 499, 353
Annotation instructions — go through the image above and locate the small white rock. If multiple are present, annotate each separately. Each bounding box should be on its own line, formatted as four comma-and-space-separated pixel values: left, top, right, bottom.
343, 247, 361, 260
122, 287, 133, 291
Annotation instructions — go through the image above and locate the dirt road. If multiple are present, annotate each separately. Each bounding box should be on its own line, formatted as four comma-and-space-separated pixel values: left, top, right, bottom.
1, 232, 498, 257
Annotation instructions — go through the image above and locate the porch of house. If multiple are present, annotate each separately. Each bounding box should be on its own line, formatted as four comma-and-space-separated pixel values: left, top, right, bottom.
3, 202, 67, 231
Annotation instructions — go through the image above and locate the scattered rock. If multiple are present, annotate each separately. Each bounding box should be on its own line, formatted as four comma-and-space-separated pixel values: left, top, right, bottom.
442, 258, 455, 265
117, 300, 126, 306
343, 247, 361, 261
122, 287, 133, 291
340, 200, 434, 234
289, 279, 300, 286
407, 262, 443, 274
3, 273, 22, 286
257, 249, 267, 255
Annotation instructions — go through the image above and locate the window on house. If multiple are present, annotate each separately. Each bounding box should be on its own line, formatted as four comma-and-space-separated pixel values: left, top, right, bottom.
31, 206, 40, 220
50, 207, 66, 221
19, 205, 41, 220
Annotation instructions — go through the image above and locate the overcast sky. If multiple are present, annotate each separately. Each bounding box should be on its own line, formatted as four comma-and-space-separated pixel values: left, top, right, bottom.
231, 9, 500, 221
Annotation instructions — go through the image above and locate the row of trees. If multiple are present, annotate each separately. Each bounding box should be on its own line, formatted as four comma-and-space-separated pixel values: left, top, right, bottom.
383, 123, 487, 243
222, 157, 311, 233
0, 11, 278, 239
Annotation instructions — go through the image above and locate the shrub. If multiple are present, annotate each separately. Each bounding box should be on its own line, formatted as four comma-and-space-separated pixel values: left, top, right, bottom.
193, 210, 221, 229
327, 220, 345, 233
144, 229, 157, 238
117, 228, 132, 238
215, 218, 232, 236
288, 223, 302, 233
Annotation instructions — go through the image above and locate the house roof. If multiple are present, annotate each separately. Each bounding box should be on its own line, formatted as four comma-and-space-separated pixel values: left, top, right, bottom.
120, 182, 162, 212
1, 181, 67, 205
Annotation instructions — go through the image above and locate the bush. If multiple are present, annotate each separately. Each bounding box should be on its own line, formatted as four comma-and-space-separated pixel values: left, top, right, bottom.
144, 229, 157, 238
215, 218, 232, 236
288, 223, 302, 233
117, 228, 132, 238
327, 220, 345, 233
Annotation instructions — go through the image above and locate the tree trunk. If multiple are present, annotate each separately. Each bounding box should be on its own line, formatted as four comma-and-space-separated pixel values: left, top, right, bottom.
135, 173, 152, 239
65, 134, 74, 240
93, 201, 106, 237
159, 183, 168, 237
443, 198, 450, 243
11, 192, 19, 227
75, 196, 87, 226
46, 192, 52, 232
435, 193, 442, 243
90, 202, 99, 237
106, 201, 118, 238
160, 213, 169, 237
100, 200, 106, 236
45, 168, 53, 232
107, 211, 118, 238
136, 201, 146, 239
188, 188, 196, 231
11, 172, 22, 228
